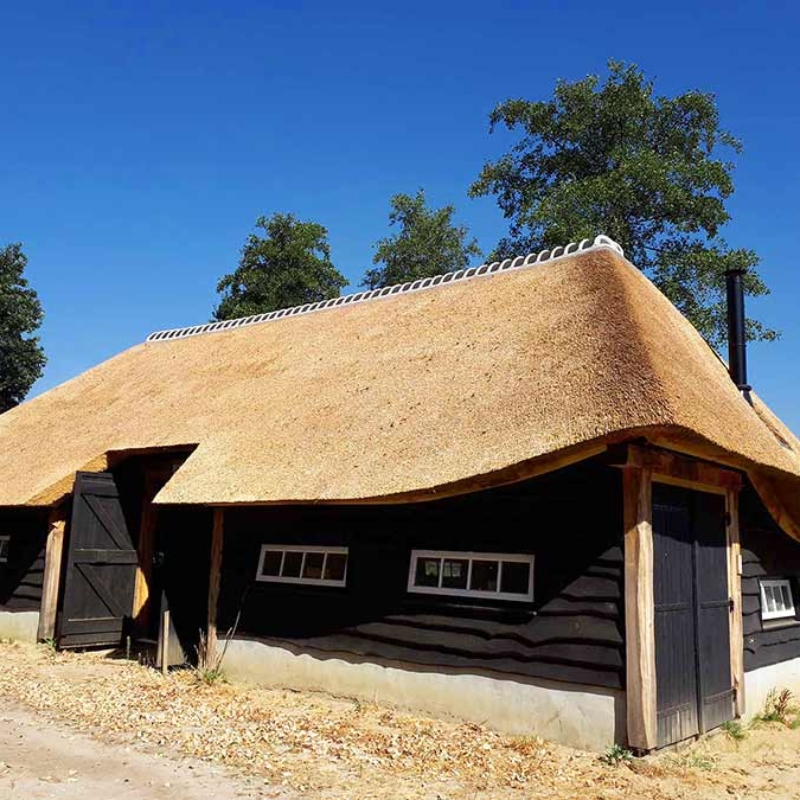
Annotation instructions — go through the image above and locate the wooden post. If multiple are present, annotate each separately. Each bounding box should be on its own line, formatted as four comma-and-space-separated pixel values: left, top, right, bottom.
624, 465, 657, 751
38, 506, 68, 642
160, 608, 171, 676
727, 487, 745, 717
206, 508, 225, 669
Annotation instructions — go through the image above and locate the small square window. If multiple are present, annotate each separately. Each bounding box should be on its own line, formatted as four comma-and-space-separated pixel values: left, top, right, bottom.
501, 561, 531, 595
760, 579, 796, 622
302, 552, 325, 580
260, 550, 282, 577
282, 551, 304, 578
0, 536, 9, 563
441, 558, 469, 589
324, 553, 347, 582
470, 560, 499, 592
415, 557, 441, 587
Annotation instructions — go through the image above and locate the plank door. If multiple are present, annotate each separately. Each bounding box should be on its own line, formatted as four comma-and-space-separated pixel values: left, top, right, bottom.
58, 472, 138, 648
653, 484, 734, 747
653, 485, 699, 745
694, 492, 735, 732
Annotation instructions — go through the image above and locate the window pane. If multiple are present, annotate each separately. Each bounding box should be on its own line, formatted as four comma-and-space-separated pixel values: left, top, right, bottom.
765, 586, 777, 613
781, 585, 793, 611
261, 550, 282, 577
500, 561, 530, 595
302, 552, 325, 580
282, 551, 303, 578
415, 557, 441, 587
324, 553, 347, 582
441, 559, 468, 589
470, 560, 499, 592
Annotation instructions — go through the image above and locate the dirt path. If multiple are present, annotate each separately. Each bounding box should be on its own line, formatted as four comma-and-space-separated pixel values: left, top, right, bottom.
0, 701, 290, 799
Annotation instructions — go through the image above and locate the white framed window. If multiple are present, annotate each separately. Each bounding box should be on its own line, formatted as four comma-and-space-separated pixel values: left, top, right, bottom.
407, 550, 534, 602
0, 536, 9, 563
760, 579, 796, 622
256, 545, 348, 587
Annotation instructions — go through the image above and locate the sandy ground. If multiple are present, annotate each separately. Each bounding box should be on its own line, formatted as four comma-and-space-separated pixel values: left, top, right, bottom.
1, 642, 800, 799
0, 702, 291, 799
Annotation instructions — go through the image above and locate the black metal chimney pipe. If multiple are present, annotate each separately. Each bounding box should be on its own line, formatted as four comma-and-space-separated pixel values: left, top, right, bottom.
725, 267, 752, 403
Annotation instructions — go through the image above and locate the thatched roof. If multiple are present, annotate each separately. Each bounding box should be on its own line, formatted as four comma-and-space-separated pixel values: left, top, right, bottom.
1, 237, 799, 532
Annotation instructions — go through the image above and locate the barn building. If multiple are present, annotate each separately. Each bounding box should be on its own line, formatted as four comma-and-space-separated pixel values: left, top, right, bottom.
1, 235, 799, 752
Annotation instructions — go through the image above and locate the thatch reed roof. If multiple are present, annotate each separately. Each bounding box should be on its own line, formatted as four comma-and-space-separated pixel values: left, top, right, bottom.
1, 239, 798, 533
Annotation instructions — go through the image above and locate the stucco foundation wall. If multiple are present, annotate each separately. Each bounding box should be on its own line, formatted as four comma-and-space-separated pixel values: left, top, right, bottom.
0, 610, 39, 643
222, 639, 624, 751
743, 658, 800, 721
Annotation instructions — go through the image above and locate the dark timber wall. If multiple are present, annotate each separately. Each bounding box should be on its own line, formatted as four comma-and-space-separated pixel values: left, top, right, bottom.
0, 508, 50, 611
740, 484, 800, 672
218, 459, 625, 690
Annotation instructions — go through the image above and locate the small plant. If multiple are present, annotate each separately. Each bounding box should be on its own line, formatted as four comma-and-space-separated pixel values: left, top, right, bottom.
721, 720, 746, 741
41, 637, 57, 653
601, 744, 634, 766
681, 753, 715, 772
753, 687, 797, 727
195, 666, 225, 686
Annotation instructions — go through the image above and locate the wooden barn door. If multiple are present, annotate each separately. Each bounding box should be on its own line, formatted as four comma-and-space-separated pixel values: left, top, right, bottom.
653, 484, 734, 747
58, 472, 138, 648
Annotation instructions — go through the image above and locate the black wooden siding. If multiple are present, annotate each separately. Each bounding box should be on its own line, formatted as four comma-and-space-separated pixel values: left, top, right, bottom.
218, 460, 625, 690
0, 508, 49, 611
740, 485, 800, 672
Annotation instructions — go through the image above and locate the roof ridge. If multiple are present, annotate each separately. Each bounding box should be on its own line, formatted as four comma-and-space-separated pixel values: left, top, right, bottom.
146, 234, 624, 343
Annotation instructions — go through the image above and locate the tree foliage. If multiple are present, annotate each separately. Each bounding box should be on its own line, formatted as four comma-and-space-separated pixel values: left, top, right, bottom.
470, 60, 775, 347
214, 213, 347, 320
362, 190, 482, 290
0, 243, 46, 413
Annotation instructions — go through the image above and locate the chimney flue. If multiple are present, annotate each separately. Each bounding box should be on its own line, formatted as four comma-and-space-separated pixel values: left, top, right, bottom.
725, 267, 752, 403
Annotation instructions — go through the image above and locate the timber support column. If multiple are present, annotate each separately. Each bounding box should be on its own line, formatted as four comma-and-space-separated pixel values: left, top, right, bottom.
38, 504, 68, 641
623, 464, 657, 751
727, 487, 745, 717
206, 508, 225, 669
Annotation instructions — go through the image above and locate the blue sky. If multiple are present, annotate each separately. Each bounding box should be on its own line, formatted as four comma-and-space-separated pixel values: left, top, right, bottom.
2, 1, 799, 431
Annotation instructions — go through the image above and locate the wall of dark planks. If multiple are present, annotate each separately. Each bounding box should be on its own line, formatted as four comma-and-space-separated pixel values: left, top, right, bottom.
0, 508, 50, 611
740, 485, 800, 672
218, 459, 626, 690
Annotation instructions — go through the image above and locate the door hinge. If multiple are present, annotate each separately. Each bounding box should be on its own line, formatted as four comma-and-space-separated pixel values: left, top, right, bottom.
729, 598, 735, 613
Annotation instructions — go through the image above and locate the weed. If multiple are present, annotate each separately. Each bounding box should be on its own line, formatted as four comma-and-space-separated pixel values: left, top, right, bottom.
41, 637, 57, 653
601, 744, 634, 766
194, 666, 225, 686
721, 720, 746, 741
752, 688, 797, 727
681, 753, 715, 772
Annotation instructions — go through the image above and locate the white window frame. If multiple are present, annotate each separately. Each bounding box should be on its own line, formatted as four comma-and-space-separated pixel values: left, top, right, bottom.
0, 536, 9, 563
407, 550, 534, 602
256, 544, 348, 587
760, 578, 796, 622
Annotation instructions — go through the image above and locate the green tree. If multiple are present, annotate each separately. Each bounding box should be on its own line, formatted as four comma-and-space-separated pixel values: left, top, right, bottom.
469, 60, 775, 347
0, 243, 46, 413
362, 190, 482, 290
214, 213, 347, 320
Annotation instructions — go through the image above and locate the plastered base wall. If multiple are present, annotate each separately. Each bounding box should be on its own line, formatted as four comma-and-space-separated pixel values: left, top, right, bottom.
743, 658, 800, 721
222, 639, 624, 751
0, 610, 39, 643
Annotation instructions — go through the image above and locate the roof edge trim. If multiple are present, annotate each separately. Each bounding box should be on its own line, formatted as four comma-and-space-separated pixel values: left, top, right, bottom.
146, 234, 624, 343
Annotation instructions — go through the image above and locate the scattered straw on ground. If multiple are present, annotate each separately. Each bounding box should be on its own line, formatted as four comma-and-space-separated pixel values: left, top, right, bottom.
1, 642, 800, 799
